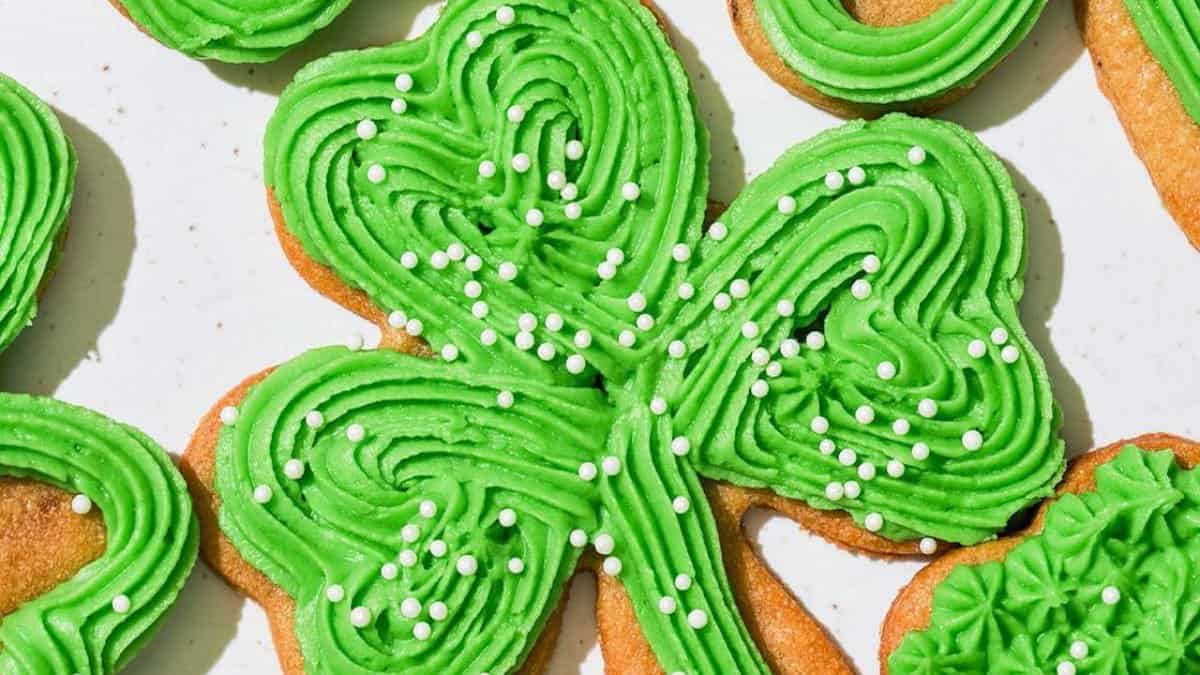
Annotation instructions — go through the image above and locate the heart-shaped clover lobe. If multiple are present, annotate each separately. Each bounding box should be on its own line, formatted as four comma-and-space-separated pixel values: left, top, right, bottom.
265, 0, 707, 384
114, 0, 353, 62
0, 394, 197, 674
0, 73, 75, 355
656, 115, 1064, 545
216, 347, 613, 673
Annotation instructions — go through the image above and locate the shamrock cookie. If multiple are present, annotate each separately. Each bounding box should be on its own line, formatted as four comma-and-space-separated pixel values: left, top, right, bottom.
882, 434, 1200, 674
728, 0, 1049, 117
184, 0, 1064, 672
1077, 0, 1200, 248
0, 73, 75, 353
108, 0, 353, 62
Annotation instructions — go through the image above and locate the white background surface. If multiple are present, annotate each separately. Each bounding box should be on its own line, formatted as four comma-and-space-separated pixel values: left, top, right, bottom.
1, 0, 1199, 673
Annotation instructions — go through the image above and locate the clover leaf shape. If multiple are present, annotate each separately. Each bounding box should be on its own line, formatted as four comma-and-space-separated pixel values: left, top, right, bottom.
194, 1, 1064, 673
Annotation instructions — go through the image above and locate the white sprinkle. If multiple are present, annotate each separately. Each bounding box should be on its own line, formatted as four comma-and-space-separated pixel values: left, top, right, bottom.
391, 98, 408, 114
877, 361, 897, 380
862, 254, 881, 273
650, 398, 668, 415
962, 430, 984, 451
806, 332, 826, 350
741, 321, 759, 339
968, 339, 987, 359
447, 243, 465, 261
618, 330, 636, 347
675, 574, 692, 591
466, 30, 483, 49
441, 343, 460, 362
71, 494, 92, 514
547, 170, 567, 190
672, 496, 690, 514
525, 208, 545, 227
1057, 662, 1076, 675
864, 513, 884, 532
593, 534, 615, 555
565, 202, 583, 220
429, 540, 447, 557
1002, 345, 1020, 363
508, 558, 525, 575
991, 327, 1009, 344
456, 555, 478, 576
713, 293, 731, 311
400, 251, 418, 269
670, 243, 691, 263
496, 5, 515, 24
838, 448, 857, 466
326, 585, 345, 602
537, 342, 556, 361
687, 609, 708, 629
253, 485, 272, 504
471, 301, 489, 319
515, 332, 535, 351
381, 563, 399, 580
766, 361, 783, 378
498, 261, 518, 281
848, 166, 866, 185
578, 462, 598, 481
671, 437, 690, 456
658, 597, 677, 615
574, 330, 592, 349
220, 406, 238, 425
566, 354, 586, 374
627, 292, 647, 312
708, 222, 728, 240
919, 538, 937, 555
565, 140, 584, 160
284, 459, 305, 480
480, 329, 498, 346
498, 508, 517, 527
345, 333, 365, 351
778, 195, 797, 214
819, 439, 836, 455
729, 279, 750, 299
570, 529, 588, 548
855, 405, 875, 424
750, 380, 769, 398
405, 319, 423, 336
824, 171, 845, 191
918, 399, 937, 418
388, 310, 407, 328
431, 251, 449, 269
112, 595, 131, 614
844, 481, 862, 499
851, 279, 871, 299
858, 462, 877, 481
810, 416, 830, 434
1101, 585, 1121, 605
350, 607, 372, 628
597, 261, 617, 280
398, 550, 417, 567
780, 339, 801, 358
1070, 641, 1089, 660
542, 313, 563, 332
367, 164, 386, 184
560, 183, 579, 200
912, 442, 931, 461
346, 424, 365, 442
668, 340, 687, 359
413, 621, 433, 641
677, 283, 695, 300
601, 456, 621, 476
621, 182, 641, 201
429, 602, 448, 621
908, 146, 927, 165
825, 482, 844, 501
506, 105, 525, 122
394, 73, 414, 92
892, 418, 910, 435
603, 557, 623, 576
356, 119, 378, 140
886, 460, 905, 478
419, 500, 437, 518
511, 153, 531, 173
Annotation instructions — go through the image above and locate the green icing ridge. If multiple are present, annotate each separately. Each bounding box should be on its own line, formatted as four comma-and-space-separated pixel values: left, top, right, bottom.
0, 73, 75, 354
243, 0, 1065, 671
754, 0, 1048, 105
114, 0, 352, 62
0, 393, 198, 674
890, 446, 1200, 674
1123, 0, 1200, 125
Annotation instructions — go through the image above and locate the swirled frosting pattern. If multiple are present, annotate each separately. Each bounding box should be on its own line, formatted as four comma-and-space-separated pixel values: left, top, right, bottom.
754, 0, 1047, 104
1123, 0, 1200, 124
114, 0, 351, 62
890, 446, 1200, 674
0, 74, 75, 354
247, 0, 1064, 671
0, 394, 198, 674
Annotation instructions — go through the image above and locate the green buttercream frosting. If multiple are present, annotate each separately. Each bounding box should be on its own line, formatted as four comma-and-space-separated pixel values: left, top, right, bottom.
754, 0, 1048, 105
0, 74, 75, 354
246, 0, 1064, 671
891, 446, 1200, 674
0, 394, 198, 674
1123, 0, 1200, 124
114, 0, 352, 62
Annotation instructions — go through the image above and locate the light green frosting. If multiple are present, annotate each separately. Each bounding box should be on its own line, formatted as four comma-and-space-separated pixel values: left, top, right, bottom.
0, 74, 75, 354
890, 446, 1200, 674
246, 0, 1064, 672
1123, 0, 1200, 124
114, 0, 352, 62
754, 0, 1048, 105
0, 394, 198, 674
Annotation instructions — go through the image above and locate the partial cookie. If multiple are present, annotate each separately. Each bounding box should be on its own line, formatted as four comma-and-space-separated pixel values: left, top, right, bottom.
728, 0, 1047, 117
107, 0, 353, 62
0, 394, 198, 674
1076, 0, 1200, 249
881, 433, 1200, 674
0, 73, 75, 353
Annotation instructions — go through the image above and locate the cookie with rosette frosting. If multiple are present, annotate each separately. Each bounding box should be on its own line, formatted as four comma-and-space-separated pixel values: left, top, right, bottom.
1077, 0, 1200, 249
108, 0, 353, 63
183, 0, 1065, 672
728, 0, 1049, 117
882, 434, 1200, 674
